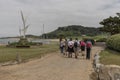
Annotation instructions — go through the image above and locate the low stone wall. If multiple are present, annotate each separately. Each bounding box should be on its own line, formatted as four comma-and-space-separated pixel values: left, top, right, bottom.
90, 53, 120, 80
90, 65, 120, 80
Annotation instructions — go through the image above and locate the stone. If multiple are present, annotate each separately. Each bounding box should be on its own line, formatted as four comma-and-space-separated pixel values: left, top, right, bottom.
90, 65, 120, 80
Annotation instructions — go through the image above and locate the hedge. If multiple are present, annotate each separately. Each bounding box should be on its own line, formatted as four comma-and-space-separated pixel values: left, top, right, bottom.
96, 38, 107, 42
106, 34, 120, 52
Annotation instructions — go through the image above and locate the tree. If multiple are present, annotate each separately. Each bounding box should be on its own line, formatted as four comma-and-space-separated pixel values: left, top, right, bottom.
99, 13, 120, 35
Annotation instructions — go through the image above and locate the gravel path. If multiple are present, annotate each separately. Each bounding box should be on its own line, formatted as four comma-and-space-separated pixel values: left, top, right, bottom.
0, 46, 104, 80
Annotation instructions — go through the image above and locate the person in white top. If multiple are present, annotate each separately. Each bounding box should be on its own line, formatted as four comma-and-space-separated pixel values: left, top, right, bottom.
59, 38, 65, 54
64, 38, 68, 56
68, 38, 74, 58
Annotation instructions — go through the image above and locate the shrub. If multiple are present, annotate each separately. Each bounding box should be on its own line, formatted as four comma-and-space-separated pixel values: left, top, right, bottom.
8, 42, 43, 47
7, 38, 43, 48
106, 34, 120, 52
96, 38, 107, 42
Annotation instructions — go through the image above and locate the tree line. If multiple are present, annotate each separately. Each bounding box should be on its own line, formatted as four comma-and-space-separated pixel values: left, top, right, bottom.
44, 25, 102, 38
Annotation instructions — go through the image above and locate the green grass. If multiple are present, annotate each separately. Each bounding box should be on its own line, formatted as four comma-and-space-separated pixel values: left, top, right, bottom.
0, 42, 59, 63
100, 48, 120, 66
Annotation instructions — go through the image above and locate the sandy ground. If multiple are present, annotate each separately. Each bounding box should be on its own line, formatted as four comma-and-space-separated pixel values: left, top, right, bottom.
0, 46, 104, 80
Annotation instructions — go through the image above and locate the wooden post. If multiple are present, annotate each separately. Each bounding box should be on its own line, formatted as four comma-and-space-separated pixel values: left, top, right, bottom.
16, 53, 22, 64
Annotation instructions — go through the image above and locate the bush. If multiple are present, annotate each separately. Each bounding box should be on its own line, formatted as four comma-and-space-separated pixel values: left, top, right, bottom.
96, 38, 107, 42
106, 34, 120, 52
7, 38, 43, 48
8, 42, 43, 47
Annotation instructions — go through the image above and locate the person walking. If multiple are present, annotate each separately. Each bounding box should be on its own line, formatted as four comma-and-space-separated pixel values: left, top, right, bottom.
74, 38, 79, 59
59, 38, 65, 54
80, 40, 86, 58
68, 38, 74, 58
86, 41, 92, 60
64, 38, 68, 56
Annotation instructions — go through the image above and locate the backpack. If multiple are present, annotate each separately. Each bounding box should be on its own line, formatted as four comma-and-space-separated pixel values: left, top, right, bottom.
80, 41, 85, 46
74, 41, 78, 48
86, 42, 92, 48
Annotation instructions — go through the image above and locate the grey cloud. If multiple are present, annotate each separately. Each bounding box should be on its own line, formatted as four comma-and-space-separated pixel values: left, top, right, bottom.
0, 0, 120, 37
98, 0, 120, 10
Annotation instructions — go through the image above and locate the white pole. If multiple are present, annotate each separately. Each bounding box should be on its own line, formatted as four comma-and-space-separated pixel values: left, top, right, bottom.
43, 24, 44, 39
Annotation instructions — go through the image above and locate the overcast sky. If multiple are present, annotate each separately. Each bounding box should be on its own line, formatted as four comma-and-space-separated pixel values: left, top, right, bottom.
0, 0, 120, 37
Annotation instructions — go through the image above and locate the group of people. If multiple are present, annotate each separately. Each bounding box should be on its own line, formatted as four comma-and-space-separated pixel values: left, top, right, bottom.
59, 38, 92, 60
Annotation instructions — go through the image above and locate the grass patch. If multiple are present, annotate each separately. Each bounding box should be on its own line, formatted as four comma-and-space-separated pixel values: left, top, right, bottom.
0, 42, 59, 63
100, 48, 120, 66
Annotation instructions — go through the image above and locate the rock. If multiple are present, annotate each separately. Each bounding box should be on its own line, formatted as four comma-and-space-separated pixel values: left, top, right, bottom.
107, 65, 120, 80
90, 65, 120, 80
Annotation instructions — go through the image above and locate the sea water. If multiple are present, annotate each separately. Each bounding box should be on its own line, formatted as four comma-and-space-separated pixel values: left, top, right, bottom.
0, 38, 19, 45
0, 38, 50, 45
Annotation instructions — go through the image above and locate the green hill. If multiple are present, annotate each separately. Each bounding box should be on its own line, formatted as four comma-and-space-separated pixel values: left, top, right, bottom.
44, 25, 102, 38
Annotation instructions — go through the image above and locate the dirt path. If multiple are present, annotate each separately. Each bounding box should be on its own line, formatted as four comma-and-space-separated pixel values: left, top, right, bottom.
0, 46, 104, 80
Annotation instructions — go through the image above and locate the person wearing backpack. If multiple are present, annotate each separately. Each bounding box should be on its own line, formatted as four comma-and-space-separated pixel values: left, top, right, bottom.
80, 40, 86, 58
74, 38, 79, 59
68, 38, 74, 58
86, 41, 92, 60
